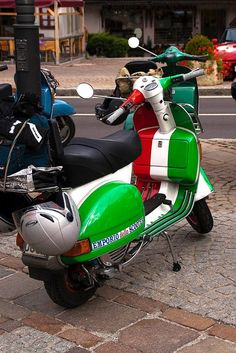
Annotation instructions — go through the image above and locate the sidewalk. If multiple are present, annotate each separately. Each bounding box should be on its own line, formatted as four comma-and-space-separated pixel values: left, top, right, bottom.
0, 59, 235, 352
0, 57, 233, 95
0, 140, 235, 352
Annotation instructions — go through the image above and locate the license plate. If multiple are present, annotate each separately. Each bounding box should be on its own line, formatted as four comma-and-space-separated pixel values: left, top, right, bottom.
23, 243, 48, 259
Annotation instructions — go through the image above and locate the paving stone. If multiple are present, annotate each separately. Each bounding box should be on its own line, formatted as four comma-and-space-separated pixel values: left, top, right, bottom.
0, 318, 22, 332
178, 337, 236, 353
58, 327, 102, 348
0, 316, 7, 324
23, 312, 65, 335
0, 326, 76, 353
161, 308, 215, 330
57, 297, 145, 334
14, 287, 65, 316
0, 255, 25, 271
65, 348, 90, 353
0, 298, 31, 320
0, 272, 42, 299
118, 318, 199, 353
114, 291, 168, 313
95, 341, 141, 353
208, 323, 236, 343
0, 253, 7, 260
0, 265, 14, 278
96, 285, 124, 300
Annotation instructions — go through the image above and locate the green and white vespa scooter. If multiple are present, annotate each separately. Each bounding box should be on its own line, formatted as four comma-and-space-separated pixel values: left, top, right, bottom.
14, 68, 213, 308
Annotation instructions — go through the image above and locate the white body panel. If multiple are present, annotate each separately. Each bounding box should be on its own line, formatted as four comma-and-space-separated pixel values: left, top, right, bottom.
68, 164, 132, 207
145, 181, 179, 226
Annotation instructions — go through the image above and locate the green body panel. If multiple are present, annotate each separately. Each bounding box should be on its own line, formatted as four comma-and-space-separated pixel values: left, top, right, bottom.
168, 128, 199, 184
124, 111, 134, 131
172, 83, 197, 112
170, 103, 195, 132
162, 65, 198, 112
61, 182, 145, 264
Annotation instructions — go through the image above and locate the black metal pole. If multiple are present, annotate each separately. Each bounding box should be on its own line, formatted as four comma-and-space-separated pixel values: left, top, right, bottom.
14, 0, 41, 101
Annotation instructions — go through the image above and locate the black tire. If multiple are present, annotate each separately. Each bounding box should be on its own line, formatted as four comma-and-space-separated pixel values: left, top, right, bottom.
186, 199, 213, 234
56, 115, 75, 146
44, 266, 97, 308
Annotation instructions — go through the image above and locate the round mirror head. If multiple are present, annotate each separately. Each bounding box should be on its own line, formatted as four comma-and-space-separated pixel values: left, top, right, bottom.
128, 37, 139, 49
76, 83, 94, 99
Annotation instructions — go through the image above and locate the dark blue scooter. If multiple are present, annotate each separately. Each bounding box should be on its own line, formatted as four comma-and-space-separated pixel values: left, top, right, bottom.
0, 65, 76, 146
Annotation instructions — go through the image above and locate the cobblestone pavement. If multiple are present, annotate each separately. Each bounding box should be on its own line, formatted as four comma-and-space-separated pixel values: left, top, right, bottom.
0, 139, 235, 353
0, 57, 236, 352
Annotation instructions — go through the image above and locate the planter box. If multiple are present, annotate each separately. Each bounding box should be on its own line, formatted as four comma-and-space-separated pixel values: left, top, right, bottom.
191, 60, 223, 86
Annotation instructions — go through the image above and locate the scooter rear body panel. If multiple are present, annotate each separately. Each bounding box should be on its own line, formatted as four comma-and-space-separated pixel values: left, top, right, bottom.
62, 181, 145, 264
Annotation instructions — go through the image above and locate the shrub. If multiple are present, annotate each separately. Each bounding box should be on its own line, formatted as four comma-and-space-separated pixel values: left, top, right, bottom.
184, 34, 214, 59
87, 32, 129, 57
184, 34, 225, 76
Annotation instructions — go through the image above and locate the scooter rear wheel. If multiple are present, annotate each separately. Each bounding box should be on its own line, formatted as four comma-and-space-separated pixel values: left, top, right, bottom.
44, 266, 96, 308
186, 199, 213, 234
56, 115, 75, 146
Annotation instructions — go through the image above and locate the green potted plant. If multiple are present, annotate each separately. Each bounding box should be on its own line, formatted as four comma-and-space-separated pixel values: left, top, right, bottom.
184, 34, 224, 85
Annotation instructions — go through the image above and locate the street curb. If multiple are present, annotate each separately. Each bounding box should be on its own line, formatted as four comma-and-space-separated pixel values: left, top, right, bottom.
56, 87, 231, 96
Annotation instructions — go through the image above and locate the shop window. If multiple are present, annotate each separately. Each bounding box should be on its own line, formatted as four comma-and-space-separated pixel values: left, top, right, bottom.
154, 9, 192, 46
39, 7, 54, 29
102, 7, 143, 39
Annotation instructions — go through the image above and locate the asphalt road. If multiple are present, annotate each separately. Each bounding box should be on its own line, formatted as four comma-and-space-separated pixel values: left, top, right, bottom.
61, 96, 236, 139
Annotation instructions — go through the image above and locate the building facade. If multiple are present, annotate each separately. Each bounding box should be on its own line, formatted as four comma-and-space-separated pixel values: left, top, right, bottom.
84, 0, 236, 47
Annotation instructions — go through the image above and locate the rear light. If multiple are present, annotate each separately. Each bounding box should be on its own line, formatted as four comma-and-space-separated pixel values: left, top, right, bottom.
199, 142, 202, 160
16, 233, 24, 250
62, 239, 91, 257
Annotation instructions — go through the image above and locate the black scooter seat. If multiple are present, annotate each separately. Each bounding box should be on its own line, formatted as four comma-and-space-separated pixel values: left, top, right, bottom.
62, 130, 141, 187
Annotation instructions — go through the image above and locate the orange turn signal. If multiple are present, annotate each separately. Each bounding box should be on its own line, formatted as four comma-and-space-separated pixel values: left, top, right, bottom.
16, 232, 24, 250
199, 142, 202, 160
63, 239, 91, 257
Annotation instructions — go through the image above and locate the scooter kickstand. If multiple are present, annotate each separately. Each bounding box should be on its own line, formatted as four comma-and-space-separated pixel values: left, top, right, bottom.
162, 231, 181, 272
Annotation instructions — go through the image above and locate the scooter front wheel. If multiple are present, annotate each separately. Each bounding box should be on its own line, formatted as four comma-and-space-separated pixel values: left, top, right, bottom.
44, 265, 97, 308
186, 199, 213, 234
56, 115, 75, 146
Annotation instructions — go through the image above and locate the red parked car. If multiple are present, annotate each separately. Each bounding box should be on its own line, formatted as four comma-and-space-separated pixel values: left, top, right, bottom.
213, 28, 236, 80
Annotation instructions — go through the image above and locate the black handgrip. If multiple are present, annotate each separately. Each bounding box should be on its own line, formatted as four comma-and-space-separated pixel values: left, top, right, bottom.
188, 54, 208, 62
0, 64, 8, 72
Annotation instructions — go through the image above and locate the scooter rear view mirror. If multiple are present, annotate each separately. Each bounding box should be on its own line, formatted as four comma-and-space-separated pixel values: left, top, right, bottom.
76, 83, 94, 99
128, 37, 157, 57
128, 37, 140, 49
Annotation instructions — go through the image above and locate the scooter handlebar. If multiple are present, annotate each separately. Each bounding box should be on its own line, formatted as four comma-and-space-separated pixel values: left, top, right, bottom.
150, 48, 208, 64
106, 107, 126, 124
183, 68, 205, 81
187, 54, 208, 62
